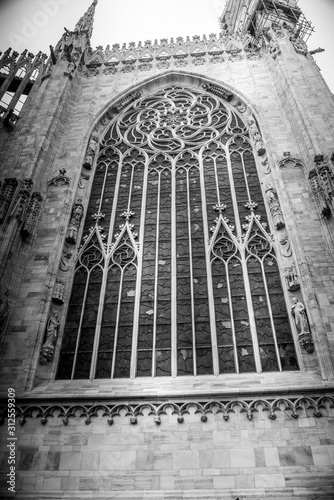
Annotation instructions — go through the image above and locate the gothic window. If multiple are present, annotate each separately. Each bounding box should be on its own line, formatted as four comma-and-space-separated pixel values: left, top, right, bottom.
57, 86, 298, 380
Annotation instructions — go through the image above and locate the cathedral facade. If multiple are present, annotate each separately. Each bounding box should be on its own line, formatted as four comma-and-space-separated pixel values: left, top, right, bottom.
0, 0, 334, 498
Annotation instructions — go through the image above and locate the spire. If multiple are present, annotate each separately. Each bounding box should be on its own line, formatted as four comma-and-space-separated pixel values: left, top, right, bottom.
75, 0, 98, 39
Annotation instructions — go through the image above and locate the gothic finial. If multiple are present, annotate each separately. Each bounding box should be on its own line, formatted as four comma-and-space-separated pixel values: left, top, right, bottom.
75, 0, 98, 38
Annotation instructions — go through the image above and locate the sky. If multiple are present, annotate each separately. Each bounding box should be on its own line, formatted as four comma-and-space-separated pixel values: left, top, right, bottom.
0, 0, 333, 91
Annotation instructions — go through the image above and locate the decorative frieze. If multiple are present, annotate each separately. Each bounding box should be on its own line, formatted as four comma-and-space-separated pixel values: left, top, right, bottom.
84, 31, 263, 72
1, 394, 332, 426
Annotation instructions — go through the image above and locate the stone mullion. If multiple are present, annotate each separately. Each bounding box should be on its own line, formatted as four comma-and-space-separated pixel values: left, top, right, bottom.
89, 256, 108, 380
225, 148, 242, 236
130, 154, 148, 379
111, 269, 125, 379
151, 169, 161, 377
70, 266, 90, 380
225, 257, 240, 374
171, 159, 177, 378
106, 153, 123, 248
240, 251, 262, 374
199, 152, 219, 376
186, 168, 197, 376
260, 256, 282, 372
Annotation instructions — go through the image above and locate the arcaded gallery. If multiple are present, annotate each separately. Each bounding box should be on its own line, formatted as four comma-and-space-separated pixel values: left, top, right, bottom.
0, 0, 334, 498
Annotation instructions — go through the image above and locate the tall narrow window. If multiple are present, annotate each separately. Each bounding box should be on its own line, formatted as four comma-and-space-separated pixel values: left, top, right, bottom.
57, 85, 298, 380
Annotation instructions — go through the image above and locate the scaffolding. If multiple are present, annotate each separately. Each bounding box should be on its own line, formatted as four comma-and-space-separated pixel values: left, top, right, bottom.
246, 0, 314, 41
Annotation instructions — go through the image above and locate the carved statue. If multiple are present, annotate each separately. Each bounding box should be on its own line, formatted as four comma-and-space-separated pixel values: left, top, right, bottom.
40, 311, 60, 364
83, 132, 99, 169
291, 297, 314, 353
265, 184, 285, 229
248, 115, 265, 156
65, 199, 84, 244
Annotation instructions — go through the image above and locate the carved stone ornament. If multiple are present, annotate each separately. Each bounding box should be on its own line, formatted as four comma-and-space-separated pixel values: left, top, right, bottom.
9, 179, 33, 222
52, 279, 66, 304
0, 290, 9, 335
65, 199, 84, 244
284, 265, 300, 291
111, 90, 141, 114
20, 192, 43, 238
83, 132, 99, 169
48, 169, 71, 187
40, 310, 61, 364
248, 115, 266, 156
279, 154, 303, 169
309, 155, 334, 219
59, 250, 73, 272
291, 297, 314, 354
202, 83, 233, 102
268, 37, 281, 59
290, 35, 308, 55
6, 395, 333, 427
265, 183, 285, 230
0, 178, 18, 223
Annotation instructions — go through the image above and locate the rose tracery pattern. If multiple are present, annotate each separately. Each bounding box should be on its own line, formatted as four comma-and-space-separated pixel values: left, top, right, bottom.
58, 85, 298, 380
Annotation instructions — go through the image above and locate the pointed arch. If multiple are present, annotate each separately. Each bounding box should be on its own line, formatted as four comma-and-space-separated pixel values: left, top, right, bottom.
57, 72, 299, 380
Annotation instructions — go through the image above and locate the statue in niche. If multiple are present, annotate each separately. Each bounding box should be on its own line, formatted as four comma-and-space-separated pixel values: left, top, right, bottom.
248, 115, 265, 156
265, 183, 285, 229
40, 310, 61, 364
83, 132, 99, 169
65, 199, 84, 244
291, 297, 314, 353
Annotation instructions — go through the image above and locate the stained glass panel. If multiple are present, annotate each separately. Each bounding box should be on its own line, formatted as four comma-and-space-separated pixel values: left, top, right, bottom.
57, 84, 299, 380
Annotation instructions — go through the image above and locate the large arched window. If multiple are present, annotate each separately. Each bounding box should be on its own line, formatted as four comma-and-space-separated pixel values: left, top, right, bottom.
57, 85, 298, 380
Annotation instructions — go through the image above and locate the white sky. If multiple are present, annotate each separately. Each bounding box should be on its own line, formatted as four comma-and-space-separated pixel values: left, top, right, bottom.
0, 0, 333, 91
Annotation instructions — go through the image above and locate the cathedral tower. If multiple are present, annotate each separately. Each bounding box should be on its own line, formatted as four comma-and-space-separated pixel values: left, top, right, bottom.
0, 1, 334, 498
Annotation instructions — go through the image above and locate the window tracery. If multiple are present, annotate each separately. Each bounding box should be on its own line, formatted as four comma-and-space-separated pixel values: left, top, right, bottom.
57, 85, 298, 380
